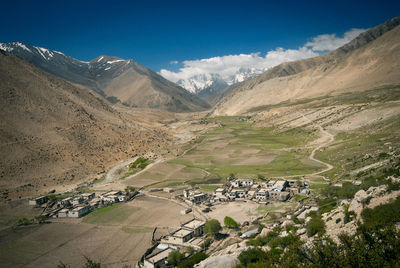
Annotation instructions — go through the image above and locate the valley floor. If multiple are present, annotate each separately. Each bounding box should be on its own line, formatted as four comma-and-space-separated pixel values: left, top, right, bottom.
0, 87, 399, 267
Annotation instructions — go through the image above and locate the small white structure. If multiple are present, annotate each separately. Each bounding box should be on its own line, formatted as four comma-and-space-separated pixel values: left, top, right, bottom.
81, 192, 95, 200
190, 193, 208, 204
182, 219, 205, 236
72, 197, 83, 206
58, 208, 69, 218
229, 189, 247, 199
163, 188, 174, 193
29, 196, 49, 206
231, 179, 254, 188
272, 180, 288, 192
69, 205, 91, 218
214, 188, 226, 196
255, 189, 269, 200
171, 228, 194, 243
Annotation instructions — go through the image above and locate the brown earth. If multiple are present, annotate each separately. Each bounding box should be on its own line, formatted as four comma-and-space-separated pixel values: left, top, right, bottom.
213, 17, 400, 116
0, 52, 173, 200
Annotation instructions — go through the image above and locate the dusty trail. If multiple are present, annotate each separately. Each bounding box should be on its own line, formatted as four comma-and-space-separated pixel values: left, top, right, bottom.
271, 113, 334, 182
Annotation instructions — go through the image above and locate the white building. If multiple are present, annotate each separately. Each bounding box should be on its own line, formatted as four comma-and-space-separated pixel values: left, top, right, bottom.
231, 179, 254, 188
214, 188, 226, 196
255, 189, 269, 200
69, 205, 91, 218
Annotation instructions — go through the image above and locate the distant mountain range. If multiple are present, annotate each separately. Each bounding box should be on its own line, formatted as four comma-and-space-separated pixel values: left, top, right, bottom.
0, 42, 210, 112
213, 16, 400, 115
175, 67, 263, 95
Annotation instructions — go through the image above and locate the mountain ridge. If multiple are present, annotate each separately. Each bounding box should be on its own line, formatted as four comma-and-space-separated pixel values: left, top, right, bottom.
0, 42, 210, 112
213, 16, 400, 115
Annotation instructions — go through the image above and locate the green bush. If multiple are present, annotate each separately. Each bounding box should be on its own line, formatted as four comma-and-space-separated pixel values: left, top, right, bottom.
306, 215, 325, 237
168, 251, 185, 266
177, 252, 208, 268
224, 216, 239, 228
361, 195, 400, 230
204, 219, 222, 236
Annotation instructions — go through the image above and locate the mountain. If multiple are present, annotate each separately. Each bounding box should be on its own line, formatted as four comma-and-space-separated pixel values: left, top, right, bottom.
0, 51, 171, 200
213, 17, 400, 115
174, 67, 263, 97
0, 42, 210, 112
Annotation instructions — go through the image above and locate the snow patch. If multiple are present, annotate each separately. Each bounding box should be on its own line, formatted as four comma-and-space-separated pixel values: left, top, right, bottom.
35, 46, 54, 60
104, 67, 111, 70
0, 43, 13, 52
107, 60, 124, 64
15, 42, 31, 52
97, 56, 104, 62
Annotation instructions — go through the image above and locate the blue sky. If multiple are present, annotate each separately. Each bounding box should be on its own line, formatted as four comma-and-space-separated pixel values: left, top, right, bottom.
0, 0, 398, 72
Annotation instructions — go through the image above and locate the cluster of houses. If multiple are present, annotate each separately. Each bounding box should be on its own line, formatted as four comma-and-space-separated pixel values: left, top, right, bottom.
143, 218, 206, 268
216, 178, 309, 203
29, 190, 136, 218
179, 178, 309, 207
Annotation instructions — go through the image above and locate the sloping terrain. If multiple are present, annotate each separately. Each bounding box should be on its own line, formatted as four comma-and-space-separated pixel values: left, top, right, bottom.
213, 17, 400, 115
0, 51, 171, 200
0, 43, 210, 112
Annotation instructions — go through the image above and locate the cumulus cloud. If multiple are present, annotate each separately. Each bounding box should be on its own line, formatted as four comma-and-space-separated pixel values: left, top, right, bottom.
160, 28, 366, 83
304, 28, 366, 51
169, 60, 179, 65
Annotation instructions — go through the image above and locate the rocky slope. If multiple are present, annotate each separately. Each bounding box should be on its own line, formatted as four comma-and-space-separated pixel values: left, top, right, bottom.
0, 42, 210, 112
0, 51, 171, 200
213, 17, 400, 115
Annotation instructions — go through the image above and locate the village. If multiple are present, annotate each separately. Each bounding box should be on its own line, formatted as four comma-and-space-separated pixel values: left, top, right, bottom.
139, 177, 311, 267
28, 189, 138, 219
178, 177, 309, 207
26, 176, 311, 268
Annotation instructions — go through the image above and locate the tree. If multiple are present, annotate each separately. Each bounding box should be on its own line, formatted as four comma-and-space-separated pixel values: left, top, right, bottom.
204, 219, 222, 237
224, 216, 239, 228
167, 251, 185, 267
82, 257, 100, 268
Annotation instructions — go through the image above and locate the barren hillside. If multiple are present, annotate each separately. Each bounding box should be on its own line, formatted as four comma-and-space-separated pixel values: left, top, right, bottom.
213, 17, 400, 115
0, 51, 172, 200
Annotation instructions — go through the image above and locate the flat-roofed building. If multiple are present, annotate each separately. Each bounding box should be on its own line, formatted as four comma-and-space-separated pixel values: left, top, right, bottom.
81, 192, 95, 200
255, 189, 269, 200
143, 248, 175, 268
266, 180, 277, 190
231, 179, 254, 188
190, 193, 208, 204
171, 228, 194, 243
69, 205, 91, 218
272, 180, 288, 192
58, 208, 69, 218
214, 188, 226, 196
182, 219, 205, 236
28, 195, 49, 206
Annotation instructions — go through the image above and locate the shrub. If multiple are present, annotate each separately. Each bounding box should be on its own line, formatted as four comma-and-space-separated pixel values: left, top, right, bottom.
238, 248, 269, 267
306, 215, 325, 237
224, 216, 239, 228
361, 195, 400, 230
204, 219, 222, 236
168, 251, 185, 266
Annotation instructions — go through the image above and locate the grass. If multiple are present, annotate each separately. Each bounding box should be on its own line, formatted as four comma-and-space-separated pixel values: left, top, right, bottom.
83, 203, 139, 225
121, 226, 153, 234
122, 157, 152, 179
198, 185, 219, 191
93, 175, 105, 184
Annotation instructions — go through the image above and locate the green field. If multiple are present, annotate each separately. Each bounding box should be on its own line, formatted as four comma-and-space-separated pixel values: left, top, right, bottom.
166, 116, 323, 182
83, 203, 140, 225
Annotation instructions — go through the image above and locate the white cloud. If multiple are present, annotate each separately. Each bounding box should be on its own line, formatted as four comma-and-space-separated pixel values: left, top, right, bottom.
169, 60, 179, 65
160, 28, 366, 84
305, 28, 366, 51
